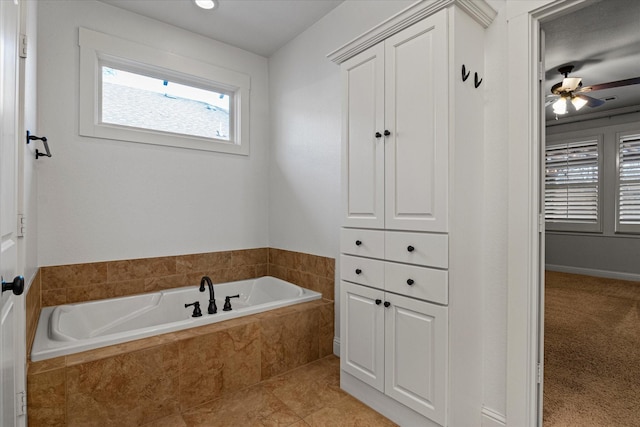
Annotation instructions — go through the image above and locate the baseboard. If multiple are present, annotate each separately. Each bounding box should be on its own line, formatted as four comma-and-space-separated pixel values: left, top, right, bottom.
333, 337, 340, 356
546, 264, 640, 282
481, 406, 506, 427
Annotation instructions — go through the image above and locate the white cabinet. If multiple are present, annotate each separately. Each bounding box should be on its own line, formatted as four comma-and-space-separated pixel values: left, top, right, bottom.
342, 281, 448, 425
333, 1, 495, 426
342, 11, 448, 232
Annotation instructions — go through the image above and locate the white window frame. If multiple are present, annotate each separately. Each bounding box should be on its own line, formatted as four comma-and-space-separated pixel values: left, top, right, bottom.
79, 27, 250, 155
544, 134, 603, 233
615, 130, 640, 234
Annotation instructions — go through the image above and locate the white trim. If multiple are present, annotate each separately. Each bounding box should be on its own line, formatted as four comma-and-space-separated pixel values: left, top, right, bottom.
78, 27, 251, 155
481, 406, 506, 427
326, 0, 496, 64
333, 336, 340, 357
545, 264, 640, 282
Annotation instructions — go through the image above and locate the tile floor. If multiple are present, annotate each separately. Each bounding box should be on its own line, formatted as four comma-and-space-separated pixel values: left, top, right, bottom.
145, 355, 397, 427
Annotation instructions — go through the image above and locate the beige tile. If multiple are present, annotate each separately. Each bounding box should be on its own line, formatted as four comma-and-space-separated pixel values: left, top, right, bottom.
109, 278, 146, 297
179, 321, 261, 411
65, 283, 115, 304
318, 302, 335, 358
261, 308, 320, 380
303, 394, 398, 427
107, 256, 176, 282
231, 248, 269, 266
263, 356, 343, 419
28, 356, 67, 374
144, 274, 190, 292
66, 344, 180, 426
41, 289, 67, 307
176, 251, 232, 274
182, 383, 301, 427
41, 262, 108, 290
142, 414, 187, 427
27, 368, 66, 427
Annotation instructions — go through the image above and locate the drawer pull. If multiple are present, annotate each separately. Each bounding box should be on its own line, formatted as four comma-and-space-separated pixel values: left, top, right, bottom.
384, 301, 391, 308
355, 269, 362, 275
375, 299, 382, 305
407, 279, 415, 286
407, 245, 415, 252
355, 240, 362, 246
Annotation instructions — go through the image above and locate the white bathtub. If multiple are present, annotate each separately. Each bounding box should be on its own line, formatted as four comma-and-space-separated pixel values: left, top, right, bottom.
31, 276, 322, 361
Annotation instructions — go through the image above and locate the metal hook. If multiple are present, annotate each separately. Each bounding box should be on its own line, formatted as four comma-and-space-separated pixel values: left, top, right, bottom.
462, 65, 470, 82
474, 72, 483, 88
26, 130, 52, 159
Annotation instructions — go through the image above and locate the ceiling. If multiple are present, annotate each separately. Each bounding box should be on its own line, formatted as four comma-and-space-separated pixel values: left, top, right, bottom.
543, 0, 640, 124
97, 0, 344, 57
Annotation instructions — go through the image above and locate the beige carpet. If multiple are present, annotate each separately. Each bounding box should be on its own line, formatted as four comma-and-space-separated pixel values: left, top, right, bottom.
544, 271, 640, 426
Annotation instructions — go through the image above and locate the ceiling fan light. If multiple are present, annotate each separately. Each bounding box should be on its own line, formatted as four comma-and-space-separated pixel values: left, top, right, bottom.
572, 96, 588, 111
552, 97, 567, 115
194, 0, 217, 10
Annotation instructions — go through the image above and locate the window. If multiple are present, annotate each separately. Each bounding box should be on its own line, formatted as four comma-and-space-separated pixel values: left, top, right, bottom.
616, 132, 640, 233
545, 136, 602, 232
79, 28, 250, 155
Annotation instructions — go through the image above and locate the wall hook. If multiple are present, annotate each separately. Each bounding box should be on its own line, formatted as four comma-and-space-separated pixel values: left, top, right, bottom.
26, 130, 52, 159
461, 64, 470, 82
474, 72, 483, 88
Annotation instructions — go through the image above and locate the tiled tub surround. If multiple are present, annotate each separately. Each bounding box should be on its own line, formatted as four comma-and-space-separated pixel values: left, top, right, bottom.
26, 248, 335, 357
27, 298, 334, 426
25, 248, 335, 426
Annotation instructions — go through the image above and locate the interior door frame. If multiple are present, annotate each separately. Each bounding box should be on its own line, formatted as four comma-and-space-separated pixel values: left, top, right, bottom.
505, 1, 598, 426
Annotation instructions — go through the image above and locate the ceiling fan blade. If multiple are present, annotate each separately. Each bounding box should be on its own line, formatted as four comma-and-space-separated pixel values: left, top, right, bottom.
579, 76, 640, 92
562, 77, 582, 91
576, 94, 605, 108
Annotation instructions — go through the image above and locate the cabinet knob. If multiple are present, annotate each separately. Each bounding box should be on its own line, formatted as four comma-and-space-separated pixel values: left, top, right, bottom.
355, 240, 362, 246
375, 132, 382, 138
384, 130, 391, 136
375, 299, 382, 305
407, 245, 415, 252
355, 269, 362, 275
407, 279, 414, 286
384, 301, 391, 308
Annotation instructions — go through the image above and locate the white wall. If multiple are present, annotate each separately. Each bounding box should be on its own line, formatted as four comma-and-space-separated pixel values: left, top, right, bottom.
37, 0, 270, 266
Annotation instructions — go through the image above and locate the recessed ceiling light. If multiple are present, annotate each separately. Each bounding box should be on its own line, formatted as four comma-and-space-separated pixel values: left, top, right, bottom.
194, 0, 217, 10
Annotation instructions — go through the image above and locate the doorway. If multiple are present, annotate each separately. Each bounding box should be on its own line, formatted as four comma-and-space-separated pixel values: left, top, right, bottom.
541, 1, 640, 424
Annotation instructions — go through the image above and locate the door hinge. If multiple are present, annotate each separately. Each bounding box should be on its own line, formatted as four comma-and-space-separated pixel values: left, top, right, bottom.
16, 391, 26, 416
17, 214, 26, 237
537, 362, 543, 384
19, 34, 27, 58
538, 61, 544, 82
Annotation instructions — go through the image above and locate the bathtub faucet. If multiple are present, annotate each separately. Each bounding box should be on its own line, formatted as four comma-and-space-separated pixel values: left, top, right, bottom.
199, 276, 217, 314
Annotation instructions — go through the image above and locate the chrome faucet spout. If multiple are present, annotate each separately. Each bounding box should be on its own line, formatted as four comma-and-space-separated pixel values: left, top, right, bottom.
199, 276, 217, 314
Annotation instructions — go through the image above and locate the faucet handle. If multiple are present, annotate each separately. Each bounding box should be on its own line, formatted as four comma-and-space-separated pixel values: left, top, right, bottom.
185, 301, 202, 317
223, 294, 240, 311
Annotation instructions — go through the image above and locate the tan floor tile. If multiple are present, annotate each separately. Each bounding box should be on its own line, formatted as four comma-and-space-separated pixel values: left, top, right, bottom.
143, 414, 187, 427
182, 383, 301, 427
303, 394, 398, 427
263, 356, 344, 419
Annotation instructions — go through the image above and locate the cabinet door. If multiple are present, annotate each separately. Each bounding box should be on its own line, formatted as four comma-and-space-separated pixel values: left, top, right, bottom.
384, 10, 449, 232
341, 43, 385, 228
340, 281, 385, 391
384, 293, 448, 425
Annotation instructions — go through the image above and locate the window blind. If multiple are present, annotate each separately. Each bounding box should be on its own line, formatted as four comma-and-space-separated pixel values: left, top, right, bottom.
545, 139, 599, 225
618, 134, 640, 231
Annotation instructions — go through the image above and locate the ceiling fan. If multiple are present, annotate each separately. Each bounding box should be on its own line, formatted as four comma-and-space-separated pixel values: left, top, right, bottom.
546, 65, 640, 115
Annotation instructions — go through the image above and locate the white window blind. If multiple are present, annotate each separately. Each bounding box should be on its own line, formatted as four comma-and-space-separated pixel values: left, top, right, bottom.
545, 138, 600, 231
617, 133, 640, 233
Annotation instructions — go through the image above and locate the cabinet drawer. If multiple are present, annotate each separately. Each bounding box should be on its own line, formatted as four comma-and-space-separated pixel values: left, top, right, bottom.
341, 255, 384, 289
341, 228, 384, 258
385, 231, 448, 268
384, 262, 448, 305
